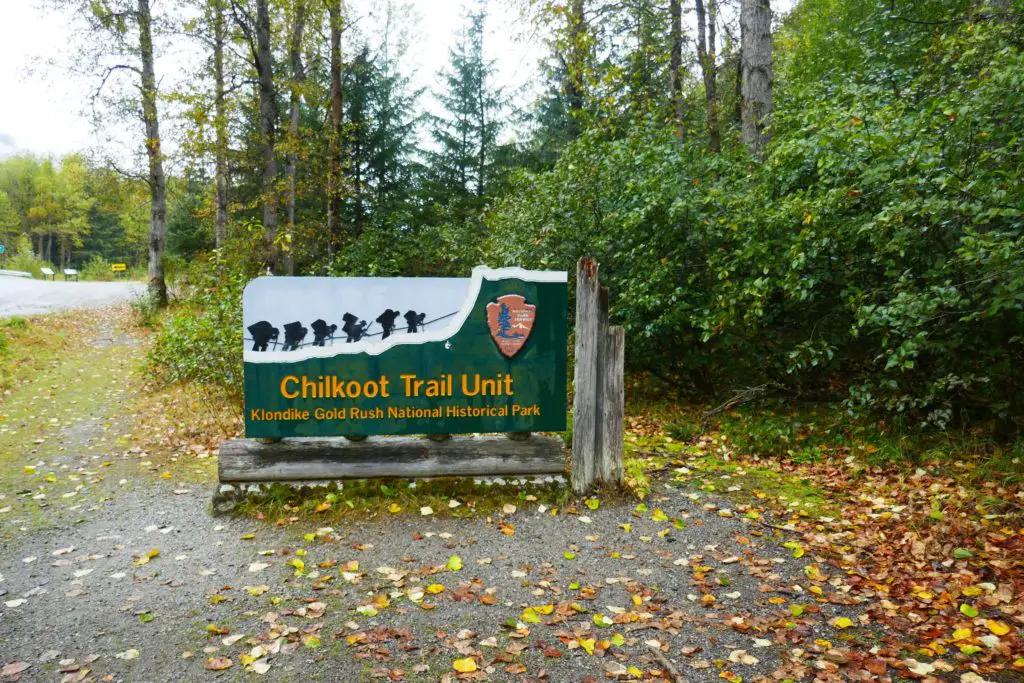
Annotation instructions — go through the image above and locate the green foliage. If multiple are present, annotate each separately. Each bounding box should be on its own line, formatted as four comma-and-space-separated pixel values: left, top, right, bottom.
488, 5, 1024, 433
422, 8, 505, 227
666, 420, 702, 443
81, 255, 114, 281
130, 292, 162, 328
0, 154, 148, 269
166, 172, 214, 257
148, 261, 244, 401
5, 251, 53, 279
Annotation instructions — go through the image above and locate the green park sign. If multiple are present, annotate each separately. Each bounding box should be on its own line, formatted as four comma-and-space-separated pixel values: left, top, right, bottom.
242, 267, 568, 438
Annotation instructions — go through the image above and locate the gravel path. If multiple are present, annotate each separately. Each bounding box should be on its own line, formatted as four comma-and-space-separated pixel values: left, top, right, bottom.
0, 313, 861, 683
0, 277, 144, 317
2, 479, 831, 682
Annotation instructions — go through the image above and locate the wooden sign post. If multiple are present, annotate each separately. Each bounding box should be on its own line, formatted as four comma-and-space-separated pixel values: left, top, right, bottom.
571, 257, 625, 493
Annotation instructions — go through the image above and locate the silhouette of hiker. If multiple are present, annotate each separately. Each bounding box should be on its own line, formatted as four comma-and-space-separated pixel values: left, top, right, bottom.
342, 313, 358, 342
282, 321, 308, 351
404, 310, 427, 333
248, 321, 279, 351
311, 319, 337, 347
376, 309, 400, 339
349, 320, 369, 342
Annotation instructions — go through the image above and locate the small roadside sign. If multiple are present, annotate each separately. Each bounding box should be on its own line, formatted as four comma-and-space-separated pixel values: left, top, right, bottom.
0, 244, 6, 255
111, 263, 127, 272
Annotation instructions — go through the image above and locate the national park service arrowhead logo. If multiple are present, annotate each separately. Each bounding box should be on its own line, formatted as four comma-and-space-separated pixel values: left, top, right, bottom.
486, 294, 536, 358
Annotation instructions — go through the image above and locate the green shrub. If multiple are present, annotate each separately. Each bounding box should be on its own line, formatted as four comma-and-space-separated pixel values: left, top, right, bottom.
81, 255, 114, 281
666, 421, 702, 443
130, 292, 161, 328
487, 11, 1024, 435
148, 263, 245, 402
4, 251, 52, 278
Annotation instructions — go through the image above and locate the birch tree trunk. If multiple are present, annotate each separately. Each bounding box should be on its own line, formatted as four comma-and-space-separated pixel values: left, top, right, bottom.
695, 0, 720, 152
326, 0, 344, 259
255, 0, 279, 272
741, 0, 772, 158
284, 0, 307, 276
138, 0, 167, 305
669, 0, 683, 129
213, 0, 228, 252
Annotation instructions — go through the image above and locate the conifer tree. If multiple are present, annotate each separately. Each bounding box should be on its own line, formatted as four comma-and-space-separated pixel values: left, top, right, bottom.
425, 8, 503, 225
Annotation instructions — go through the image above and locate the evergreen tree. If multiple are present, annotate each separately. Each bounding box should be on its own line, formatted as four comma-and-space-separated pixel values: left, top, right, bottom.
425, 8, 503, 225
345, 44, 421, 231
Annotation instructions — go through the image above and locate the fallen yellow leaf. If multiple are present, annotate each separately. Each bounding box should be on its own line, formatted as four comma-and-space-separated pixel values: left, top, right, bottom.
453, 657, 477, 673
833, 617, 854, 629
987, 620, 1010, 636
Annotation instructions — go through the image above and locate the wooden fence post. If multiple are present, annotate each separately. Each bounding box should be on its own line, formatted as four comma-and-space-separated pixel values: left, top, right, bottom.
572, 257, 600, 494
572, 258, 625, 493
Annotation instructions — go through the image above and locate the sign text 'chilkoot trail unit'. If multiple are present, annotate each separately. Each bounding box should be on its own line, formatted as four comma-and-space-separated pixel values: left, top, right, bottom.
242, 267, 568, 438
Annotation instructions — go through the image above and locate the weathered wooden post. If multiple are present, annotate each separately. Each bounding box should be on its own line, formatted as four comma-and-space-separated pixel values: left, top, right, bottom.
571, 257, 625, 493
602, 325, 625, 483
572, 258, 600, 494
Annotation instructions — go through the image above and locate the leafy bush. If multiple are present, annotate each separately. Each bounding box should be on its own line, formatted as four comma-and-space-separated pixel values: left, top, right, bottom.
148, 262, 244, 402
81, 255, 114, 281
130, 292, 161, 328
488, 7, 1024, 434
4, 251, 53, 278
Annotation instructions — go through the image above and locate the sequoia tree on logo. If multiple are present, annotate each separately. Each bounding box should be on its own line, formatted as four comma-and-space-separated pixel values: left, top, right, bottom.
486, 294, 536, 358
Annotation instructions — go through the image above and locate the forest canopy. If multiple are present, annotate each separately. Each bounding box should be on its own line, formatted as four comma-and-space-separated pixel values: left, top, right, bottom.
5, 0, 1022, 435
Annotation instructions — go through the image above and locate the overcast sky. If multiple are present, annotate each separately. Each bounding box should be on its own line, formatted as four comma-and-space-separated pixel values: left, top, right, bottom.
0, 1, 792, 163
0, 0, 540, 162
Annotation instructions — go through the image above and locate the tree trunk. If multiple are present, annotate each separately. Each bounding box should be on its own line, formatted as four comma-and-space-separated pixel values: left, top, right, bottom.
138, 0, 168, 305
255, 0, 279, 272
741, 0, 772, 158
669, 0, 683, 129
213, 0, 228, 252
477, 61, 486, 198
284, 0, 307, 276
326, 0, 344, 259
695, 0, 720, 152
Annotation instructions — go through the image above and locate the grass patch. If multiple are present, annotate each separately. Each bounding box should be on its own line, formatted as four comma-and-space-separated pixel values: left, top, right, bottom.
124, 381, 239, 485
230, 476, 573, 526
0, 311, 145, 534
0, 312, 90, 396
670, 453, 839, 518
711, 401, 1024, 485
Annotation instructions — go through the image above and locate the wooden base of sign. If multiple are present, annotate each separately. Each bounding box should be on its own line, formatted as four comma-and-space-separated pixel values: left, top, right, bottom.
218, 435, 566, 483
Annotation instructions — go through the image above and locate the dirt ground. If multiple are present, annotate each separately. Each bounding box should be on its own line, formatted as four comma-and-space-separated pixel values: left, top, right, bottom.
4, 309, 1020, 683
0, 311, 846, 683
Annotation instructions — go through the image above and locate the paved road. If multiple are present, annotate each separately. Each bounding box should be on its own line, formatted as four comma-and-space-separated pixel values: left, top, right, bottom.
0, 275, 145, 317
